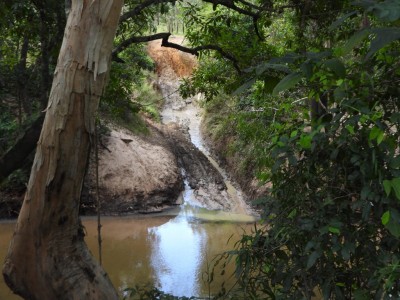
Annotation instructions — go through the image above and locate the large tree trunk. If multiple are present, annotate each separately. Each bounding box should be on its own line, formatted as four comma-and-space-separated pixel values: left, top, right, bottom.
2, 1, 123, 299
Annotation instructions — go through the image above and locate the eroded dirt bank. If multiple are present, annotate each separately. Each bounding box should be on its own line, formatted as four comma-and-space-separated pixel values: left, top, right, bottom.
0, 36, 249, 218
81, 122, 183, 214
81, 36, 235, 215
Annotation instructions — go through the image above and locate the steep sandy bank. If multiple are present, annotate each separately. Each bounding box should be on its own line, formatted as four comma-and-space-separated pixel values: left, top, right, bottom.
82, 36, 233, 214
82, 122, 183, 214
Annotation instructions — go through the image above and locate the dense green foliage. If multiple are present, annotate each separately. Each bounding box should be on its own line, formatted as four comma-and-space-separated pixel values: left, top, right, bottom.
0, 0, 165, 181
0, 0, 65, 129
181, 0, 400, 298
100, 46, 162, 133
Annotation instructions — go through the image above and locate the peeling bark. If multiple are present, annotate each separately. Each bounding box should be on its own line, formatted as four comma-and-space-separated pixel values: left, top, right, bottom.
2, 1, 124, 299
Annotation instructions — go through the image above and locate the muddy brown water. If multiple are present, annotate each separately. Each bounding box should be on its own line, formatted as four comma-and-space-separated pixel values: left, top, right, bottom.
0, 207, 255, 299
0, 118, 257, 299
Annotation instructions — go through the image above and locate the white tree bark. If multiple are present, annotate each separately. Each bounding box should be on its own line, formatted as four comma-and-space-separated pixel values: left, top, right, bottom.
2, 1, 124, 299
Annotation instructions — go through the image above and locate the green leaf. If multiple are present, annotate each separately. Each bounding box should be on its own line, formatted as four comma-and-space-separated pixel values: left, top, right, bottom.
341, 29, 370, 55
345, 125, 355, 134
384, 178, 400, 200
300, 61, 313, 79
377, 131, 384, 145
334, 85, 347, 101
307, 251, 320, 269
357, 0, 400, 22
272, 72, 302, 96
290, 130, 298, 138
298, 134, 312, 150
389, 156, 400, 169
386, 219, 400, 238
340, 242, 354, 261
263, 76, 281, 93
369, 126, 383, 141
256, 63, 291, 75
336, 282, 345, 287
288, 208, 297, 219
381, 211, 390, 225
366, 28, 400, 59
324, 58, 346, 78
353, 289, 369, 300
328, 227, 341, 234
233, 78, 256, 95
383, 180, 392, 196
305, 241, 315, 252
329, 11, 357, 31
391, 178, 400, 200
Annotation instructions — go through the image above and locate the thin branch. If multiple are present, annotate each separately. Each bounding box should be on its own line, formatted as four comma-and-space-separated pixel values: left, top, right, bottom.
253, 16, 262, 40
160, 34, 240, 71
112, 32, 242, 73
203, 0, 259, 18
113, 32, 170, 57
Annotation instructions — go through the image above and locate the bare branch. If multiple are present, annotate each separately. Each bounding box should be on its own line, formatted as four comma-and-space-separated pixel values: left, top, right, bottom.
161, 35, 241, 73
112, 32, 242, 73
203, 0, 259, 18
112, 32, 170, 58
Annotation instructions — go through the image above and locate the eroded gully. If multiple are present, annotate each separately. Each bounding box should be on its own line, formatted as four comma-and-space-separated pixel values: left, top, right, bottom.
0, 38, 257, 300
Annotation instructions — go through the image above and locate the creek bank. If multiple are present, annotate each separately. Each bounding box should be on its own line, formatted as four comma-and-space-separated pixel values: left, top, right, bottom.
0, 115, 233, 218
80, 117, 233, 215
81, 121, 183, 215
0, 35, 254, 218
201, 125, 270, 201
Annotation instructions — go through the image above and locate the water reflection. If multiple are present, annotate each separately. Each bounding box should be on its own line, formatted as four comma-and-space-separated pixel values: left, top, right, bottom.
84, 211, 252, 298
0, 172, 256, 299
149, 213, 207, 297
0, 212, 253, 299
0, 179, 255, 299
145, 175, 255, 298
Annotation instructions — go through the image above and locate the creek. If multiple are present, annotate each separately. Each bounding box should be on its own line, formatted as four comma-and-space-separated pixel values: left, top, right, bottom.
0, 38, 257, 299
0, 129, 256, 299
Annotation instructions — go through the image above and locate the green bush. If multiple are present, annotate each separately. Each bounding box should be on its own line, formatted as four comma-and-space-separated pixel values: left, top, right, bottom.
198, 2, 400, 298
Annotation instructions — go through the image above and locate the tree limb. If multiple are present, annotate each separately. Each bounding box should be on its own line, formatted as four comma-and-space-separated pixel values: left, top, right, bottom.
113, 32, 242, 73
203, 0, 259, 18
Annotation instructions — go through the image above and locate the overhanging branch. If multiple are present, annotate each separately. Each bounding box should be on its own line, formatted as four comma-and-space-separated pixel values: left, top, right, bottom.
203, 0, 259, 18
112, 32, 241, 73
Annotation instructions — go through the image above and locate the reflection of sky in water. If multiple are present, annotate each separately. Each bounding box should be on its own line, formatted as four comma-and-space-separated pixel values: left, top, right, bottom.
148, 214, 207, 297
148, 176, 209, 297
147, 166, 253, 297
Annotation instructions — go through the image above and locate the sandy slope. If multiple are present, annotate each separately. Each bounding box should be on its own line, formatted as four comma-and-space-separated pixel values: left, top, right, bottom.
82, 123, 183, 214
